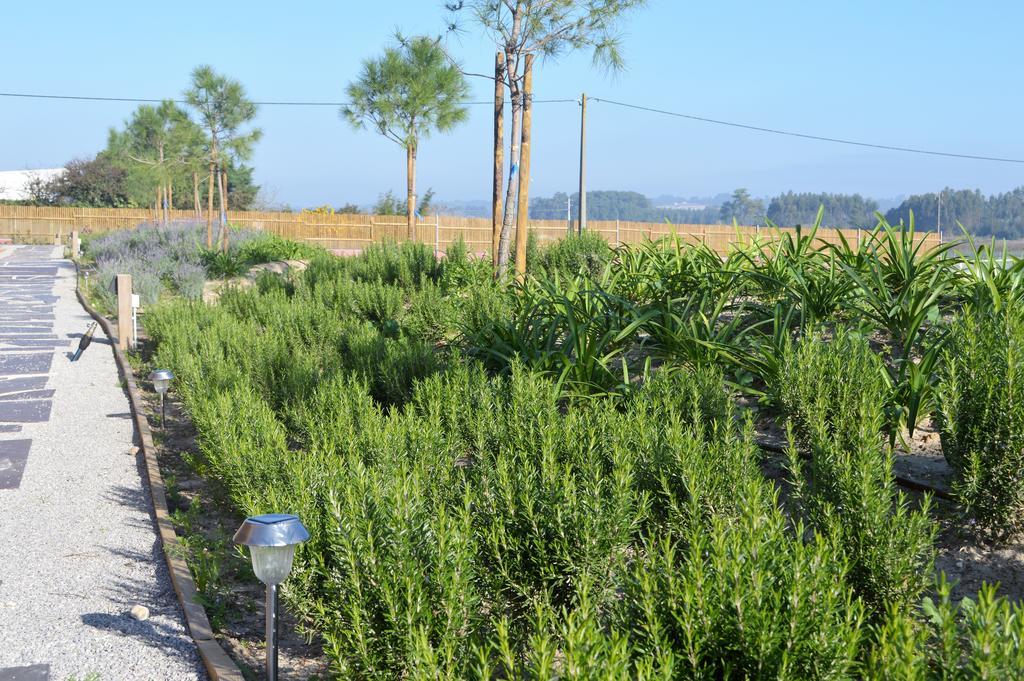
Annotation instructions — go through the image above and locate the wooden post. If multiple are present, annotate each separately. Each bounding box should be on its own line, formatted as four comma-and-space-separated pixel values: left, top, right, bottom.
71, 229, 79, 258
615, 218, 620, 247
116, 274, 133, 351
435, 213, 440, 255
578, 92, 587, 235
492, 51, 505, 268
514, 54, 534, 278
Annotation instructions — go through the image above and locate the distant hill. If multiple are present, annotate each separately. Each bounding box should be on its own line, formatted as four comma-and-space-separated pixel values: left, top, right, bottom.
531, 190, 722, 224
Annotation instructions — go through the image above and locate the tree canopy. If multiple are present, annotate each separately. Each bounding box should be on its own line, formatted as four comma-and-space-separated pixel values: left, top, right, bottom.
885, 188, 1024, 239
719, 188, 765, 225
767, 191, 879, 228
343, 36, 469, 149
344, 36, 468, 237
185, 66, 262, 166
531, 190, 721, 223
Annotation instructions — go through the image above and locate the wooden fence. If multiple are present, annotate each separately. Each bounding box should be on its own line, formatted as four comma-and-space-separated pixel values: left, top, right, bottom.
0, 205, 941, 255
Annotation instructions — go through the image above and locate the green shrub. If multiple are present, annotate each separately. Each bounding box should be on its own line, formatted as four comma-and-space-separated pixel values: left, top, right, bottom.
350, 280, 406, 332
201, 249, 247, 278
405, 282, 454, 344
780, 330, 936, 615
936, 303, 1024, 537
866, 577, 1024, 679
236, 232, 321, 264
354, 240, 442, 288
462, 272, 645, 398
531, 231, 611, 279
439, 235, 491, 291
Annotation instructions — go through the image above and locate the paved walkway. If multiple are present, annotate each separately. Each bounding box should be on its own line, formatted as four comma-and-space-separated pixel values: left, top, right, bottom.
0, 246, 204, 680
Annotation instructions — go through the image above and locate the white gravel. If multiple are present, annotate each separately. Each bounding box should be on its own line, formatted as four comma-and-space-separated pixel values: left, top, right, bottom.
0, 246, 206, 680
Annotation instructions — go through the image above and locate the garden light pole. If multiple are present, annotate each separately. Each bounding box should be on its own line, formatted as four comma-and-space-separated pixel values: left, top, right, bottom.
234, 514, 309, 681
148, 369, 173, 427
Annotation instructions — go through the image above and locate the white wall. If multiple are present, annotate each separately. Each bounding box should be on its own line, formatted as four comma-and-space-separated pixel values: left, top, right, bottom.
0, 168, 65, 201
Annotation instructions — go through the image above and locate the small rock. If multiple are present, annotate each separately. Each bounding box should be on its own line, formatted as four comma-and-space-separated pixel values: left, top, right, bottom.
955, 560, 965, 569
129, 605, 150, 621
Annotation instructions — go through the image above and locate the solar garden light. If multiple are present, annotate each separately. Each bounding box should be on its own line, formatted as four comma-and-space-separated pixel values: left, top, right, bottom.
148, 369, 173, 426
234, 514, 310, 681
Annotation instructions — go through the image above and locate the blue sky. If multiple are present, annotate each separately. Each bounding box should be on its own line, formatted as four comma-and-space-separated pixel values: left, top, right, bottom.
2, 1, 1022, 207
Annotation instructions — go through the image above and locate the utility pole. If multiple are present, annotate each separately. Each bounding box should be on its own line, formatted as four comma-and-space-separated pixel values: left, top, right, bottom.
937, 188, 942, 238
578, 93, 587, 235
514, 54, 534, 277
566, 193, 572, 233
492, 51, 505, 269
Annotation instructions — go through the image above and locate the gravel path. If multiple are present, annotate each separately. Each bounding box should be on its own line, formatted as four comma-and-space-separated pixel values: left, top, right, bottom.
0, 246, 206, 680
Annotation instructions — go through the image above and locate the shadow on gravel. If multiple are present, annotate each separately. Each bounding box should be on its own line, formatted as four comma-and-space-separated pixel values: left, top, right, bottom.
81, 611, 195, 659
102, 485, 156, 532
96, 560, 178, 612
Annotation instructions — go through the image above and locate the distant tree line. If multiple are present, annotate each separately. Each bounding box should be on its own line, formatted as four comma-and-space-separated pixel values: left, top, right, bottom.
528, 187, 1024, 237
767, 191, 878, 228
885, 188, 1024, 239
530, 190, 721, 223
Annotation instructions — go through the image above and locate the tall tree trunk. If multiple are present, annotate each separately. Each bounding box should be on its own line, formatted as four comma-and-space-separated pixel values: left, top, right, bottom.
514, 54, 534, 278
218, 166, 229, 253
167, 182, 173, 215
206, 162, 215, 249
492, 51, 505, 270
193, 171, 201, 218
406, 143, 417, 241
495, 9, 524, 277
156, 186, 162, 225
496, 79, 523, 277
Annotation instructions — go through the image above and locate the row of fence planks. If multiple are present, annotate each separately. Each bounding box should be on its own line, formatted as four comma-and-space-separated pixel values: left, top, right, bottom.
0, 205, 940, 255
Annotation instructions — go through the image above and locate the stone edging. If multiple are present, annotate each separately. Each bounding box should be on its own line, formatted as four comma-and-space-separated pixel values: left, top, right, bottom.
74, 280, 245, 681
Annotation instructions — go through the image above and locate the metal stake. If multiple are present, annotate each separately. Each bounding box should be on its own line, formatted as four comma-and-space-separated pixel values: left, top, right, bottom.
160, 393, 165, 427
266, 583, 279, 681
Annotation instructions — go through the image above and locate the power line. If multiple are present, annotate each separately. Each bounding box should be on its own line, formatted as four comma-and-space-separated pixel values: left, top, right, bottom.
590, 97, 1024, 164
2, 89, 1019, 164
0, 91, 577, 106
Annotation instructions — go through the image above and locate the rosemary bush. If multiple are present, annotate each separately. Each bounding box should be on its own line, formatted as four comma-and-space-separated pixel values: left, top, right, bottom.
780, 330, 936, 615
937, 303, 1024, 536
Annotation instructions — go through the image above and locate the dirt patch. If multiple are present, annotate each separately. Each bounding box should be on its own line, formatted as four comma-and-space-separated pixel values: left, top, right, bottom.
893, 421, 952, 495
